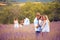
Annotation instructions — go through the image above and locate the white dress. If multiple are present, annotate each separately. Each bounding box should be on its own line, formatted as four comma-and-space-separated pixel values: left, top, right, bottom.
14, 20, 19, 28
42, 20, 50, 32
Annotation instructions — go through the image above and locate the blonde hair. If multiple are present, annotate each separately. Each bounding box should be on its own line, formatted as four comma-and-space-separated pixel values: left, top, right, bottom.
44, 15, 50, 22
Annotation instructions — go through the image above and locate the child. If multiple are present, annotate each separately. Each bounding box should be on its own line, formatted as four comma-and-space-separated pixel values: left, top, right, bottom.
14, 18, 19, 28
24, 17, 30, 25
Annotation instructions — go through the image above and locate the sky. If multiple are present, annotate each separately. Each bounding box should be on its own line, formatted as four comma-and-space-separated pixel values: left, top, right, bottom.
10, 0, 55, 2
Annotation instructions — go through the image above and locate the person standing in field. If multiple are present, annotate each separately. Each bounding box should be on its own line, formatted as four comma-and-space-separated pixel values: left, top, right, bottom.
41, 15, 50, 36
34, 12, 42, 40
34, 12, 42, 33
14, 18, 19, 28
24, 17, 30, 25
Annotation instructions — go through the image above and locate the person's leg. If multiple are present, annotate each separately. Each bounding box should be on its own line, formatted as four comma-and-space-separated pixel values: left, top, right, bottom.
36, 31, 40, 36
41, 28, 45, 37
35, 31, 41, 40
41, 32, 43, 37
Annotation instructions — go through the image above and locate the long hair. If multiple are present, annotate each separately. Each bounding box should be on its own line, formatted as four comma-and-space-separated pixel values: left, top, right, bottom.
44, 15, 50, 22
44, 15, 50, 27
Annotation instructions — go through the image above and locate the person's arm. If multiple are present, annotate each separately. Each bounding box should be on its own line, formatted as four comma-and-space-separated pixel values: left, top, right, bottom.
35, 25, 39, 28
42, 20, 46, 29
34, 19, 38, 28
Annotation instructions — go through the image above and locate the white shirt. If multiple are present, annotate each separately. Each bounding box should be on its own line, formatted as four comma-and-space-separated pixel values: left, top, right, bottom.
24, 18, 30, 25
34, 18, 41, 31
14, 20, 19, 24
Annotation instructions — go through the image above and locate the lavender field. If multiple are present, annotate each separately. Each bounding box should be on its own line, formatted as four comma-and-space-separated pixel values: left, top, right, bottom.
0, 21, 60, 40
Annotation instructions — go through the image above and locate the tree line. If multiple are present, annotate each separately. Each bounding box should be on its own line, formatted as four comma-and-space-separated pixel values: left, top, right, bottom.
0, 1, 60, 24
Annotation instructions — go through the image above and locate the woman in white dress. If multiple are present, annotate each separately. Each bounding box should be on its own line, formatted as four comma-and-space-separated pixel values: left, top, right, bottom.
14, 18, 19, 28
42, 15, 50, 32
40, 15, 50, 36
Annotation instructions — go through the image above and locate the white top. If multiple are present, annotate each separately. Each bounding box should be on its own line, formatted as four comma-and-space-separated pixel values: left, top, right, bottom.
14, 20, 19, 28
42, 20, 50, 32
34, 18, 41, 31
39, 20, 43, 26
24, 18, 30, 25
14, 20, 19, 24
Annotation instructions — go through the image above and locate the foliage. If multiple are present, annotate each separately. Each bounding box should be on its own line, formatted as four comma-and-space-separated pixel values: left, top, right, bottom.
0, 1, 60, 24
